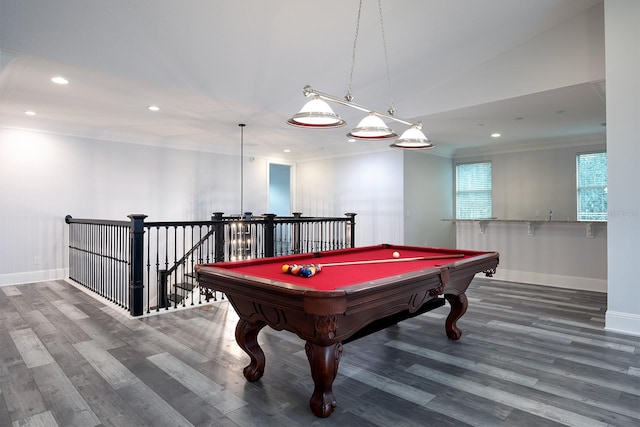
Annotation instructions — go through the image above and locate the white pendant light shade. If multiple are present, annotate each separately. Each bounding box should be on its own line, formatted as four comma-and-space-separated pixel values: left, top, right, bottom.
347, 113, 397, 139
287, 97, 346, 128
390, 125, 434, 149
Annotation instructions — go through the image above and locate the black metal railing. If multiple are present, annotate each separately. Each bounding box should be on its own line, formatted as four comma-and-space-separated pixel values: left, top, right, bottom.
66, 212, 356, 316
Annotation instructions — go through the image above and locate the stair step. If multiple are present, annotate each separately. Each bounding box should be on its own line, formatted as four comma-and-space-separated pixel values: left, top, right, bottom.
185, 272, 196, 279
174, 282, 196, 291
168, 293, 184, 303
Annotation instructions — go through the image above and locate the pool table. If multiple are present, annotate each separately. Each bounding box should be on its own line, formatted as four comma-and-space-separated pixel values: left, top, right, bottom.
195, 244, 498, 417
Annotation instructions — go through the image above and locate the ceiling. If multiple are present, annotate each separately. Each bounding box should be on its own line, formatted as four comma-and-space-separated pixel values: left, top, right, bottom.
0, 0, 606, 161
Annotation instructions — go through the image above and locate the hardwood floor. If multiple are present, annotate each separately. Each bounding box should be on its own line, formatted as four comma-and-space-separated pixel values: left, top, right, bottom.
1, 278, 639, 426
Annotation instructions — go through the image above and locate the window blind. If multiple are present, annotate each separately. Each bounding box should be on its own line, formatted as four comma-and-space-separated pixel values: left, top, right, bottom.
456, 162, 492, 219
577, 152, 607, 221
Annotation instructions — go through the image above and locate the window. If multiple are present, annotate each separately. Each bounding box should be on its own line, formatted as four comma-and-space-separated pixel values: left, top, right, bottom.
577, 152, 607, 221
456, 162, 492, 219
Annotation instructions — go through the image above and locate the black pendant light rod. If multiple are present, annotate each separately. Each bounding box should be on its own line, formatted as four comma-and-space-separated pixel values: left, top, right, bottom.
239, 123, 245, 216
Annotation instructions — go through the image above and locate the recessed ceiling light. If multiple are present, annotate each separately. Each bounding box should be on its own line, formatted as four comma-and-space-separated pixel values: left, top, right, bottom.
283, 149, 291, 153
147, 105, 160, 111
491, 133, 501, 138
51, 76, 69, 85
24, 111, 37, 116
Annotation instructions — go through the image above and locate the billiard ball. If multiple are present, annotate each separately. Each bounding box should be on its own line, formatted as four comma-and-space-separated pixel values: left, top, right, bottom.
392, 251, 400, 259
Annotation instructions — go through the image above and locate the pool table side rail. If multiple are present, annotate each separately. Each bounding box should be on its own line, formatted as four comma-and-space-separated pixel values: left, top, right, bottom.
194, 246, 499, 298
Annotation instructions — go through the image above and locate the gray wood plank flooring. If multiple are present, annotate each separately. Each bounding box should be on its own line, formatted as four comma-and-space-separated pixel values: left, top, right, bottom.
1, 278, 639, 426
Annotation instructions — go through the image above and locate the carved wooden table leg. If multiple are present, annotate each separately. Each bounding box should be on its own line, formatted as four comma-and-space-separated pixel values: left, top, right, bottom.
444, 293, 468, 340
235, 318, 266, 381
305, 341, 344, 418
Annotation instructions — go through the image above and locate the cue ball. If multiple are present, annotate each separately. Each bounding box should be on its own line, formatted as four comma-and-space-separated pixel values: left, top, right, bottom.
392, 251, 400, 259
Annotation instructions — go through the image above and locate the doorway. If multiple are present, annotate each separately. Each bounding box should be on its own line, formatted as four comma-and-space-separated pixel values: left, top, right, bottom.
268, 163, 291, 216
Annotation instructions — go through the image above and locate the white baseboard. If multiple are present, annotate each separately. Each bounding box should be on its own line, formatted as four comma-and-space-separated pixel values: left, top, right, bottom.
605, 310, 640, 337
0, 268, 66, 286
489, 268, 607, 293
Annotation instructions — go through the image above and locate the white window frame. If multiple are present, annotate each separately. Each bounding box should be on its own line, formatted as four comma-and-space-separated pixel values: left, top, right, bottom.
455, 162, 492, 220
576, 152, 607, 221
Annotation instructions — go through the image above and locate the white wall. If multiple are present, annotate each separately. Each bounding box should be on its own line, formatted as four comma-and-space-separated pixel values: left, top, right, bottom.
604, 0, 640, 336
403, 152, 455, 247
456, 221, 607, 292
295, 150, 404, 246
453, 140, 608, 292
455, 141, 606, 221
0, 128, 268, 285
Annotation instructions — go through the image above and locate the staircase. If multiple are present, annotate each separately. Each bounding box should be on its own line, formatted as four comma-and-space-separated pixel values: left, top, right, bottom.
166, 271, 219, 307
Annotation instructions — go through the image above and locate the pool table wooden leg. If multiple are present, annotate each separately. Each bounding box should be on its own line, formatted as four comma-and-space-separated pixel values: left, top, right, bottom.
444, 293, 468, 340
305, 341, 344, 418
235, 318, 266, 381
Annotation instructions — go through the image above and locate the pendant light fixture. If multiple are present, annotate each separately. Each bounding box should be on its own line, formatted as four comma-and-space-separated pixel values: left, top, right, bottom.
286, 96, 346, 128
390, 124, 433, 149
347, 113, 397, 139
287, 0, 434, 150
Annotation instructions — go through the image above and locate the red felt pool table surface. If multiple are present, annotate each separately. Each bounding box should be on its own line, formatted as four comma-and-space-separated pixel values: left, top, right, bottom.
206, 244, 490, 291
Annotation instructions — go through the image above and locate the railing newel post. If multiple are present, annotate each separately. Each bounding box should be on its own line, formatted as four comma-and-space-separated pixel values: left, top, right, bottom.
128, 214, 147, 317
345, 213, 357, 248
263, 213, 276, 258
212, 212, 225, 262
